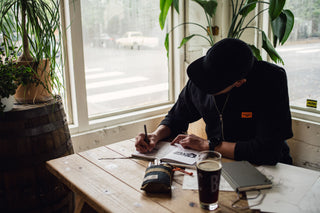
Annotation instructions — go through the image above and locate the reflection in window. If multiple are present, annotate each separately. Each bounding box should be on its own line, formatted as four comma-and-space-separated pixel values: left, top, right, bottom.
80, 0, 169, 116
277, 0, 320, 111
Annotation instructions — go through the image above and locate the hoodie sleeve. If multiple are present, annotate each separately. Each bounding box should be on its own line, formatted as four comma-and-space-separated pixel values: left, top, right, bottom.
160, 80, 202, 137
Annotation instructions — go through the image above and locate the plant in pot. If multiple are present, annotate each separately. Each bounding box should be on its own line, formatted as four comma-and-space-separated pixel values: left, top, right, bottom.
0, 0, 63, 103
0, 44, 37, 112
159, 0, 218, 56
159, 0, 294, 64
1, 3, 74, 212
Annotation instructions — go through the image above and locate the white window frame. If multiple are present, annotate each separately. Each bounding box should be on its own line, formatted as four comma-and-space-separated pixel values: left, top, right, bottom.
258, 2, 320, 124
61, 0, 186, 136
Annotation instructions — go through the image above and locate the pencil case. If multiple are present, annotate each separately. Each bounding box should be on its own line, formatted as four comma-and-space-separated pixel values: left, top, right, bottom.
140, 163, 173, 193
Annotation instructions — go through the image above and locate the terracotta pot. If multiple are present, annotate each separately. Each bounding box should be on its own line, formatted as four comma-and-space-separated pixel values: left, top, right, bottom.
15, 59, 53, 103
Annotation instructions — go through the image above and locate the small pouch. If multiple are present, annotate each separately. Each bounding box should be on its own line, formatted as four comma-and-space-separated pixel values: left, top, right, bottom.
141, 163, 173, 193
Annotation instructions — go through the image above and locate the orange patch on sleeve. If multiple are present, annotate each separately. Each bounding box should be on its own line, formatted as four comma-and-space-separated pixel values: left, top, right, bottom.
241, 112, 253, 118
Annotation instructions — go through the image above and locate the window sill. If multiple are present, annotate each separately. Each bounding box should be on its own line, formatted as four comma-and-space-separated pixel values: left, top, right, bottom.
69, 104, 173, 135
291, 107, 320, 125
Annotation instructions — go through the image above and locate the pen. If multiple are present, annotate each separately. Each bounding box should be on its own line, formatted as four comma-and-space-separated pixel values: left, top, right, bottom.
144, 124, 150, 144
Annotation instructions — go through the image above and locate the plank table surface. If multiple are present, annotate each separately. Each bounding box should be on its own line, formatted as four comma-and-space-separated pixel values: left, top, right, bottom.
47, 139, 256, 213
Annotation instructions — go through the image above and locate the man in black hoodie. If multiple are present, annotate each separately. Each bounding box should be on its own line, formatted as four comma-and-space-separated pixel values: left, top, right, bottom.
135, 38, 293, 165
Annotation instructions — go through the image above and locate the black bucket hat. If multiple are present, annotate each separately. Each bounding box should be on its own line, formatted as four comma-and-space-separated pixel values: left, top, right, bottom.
187, 38, 255, 94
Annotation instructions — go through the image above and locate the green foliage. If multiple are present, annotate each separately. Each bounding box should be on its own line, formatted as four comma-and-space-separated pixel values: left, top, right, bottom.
160, 0, 174, 30
195, 0, 218, 17
271, 9, 294, 46
0, 0, 63, 95
261, 31, 283, 64
227, 0, 294, 64
247, 44, 262, 61
160, 0, 295, 64
239, 0, 258, 17
0, 44, 37, 111
160, 0, 218, 56
269, 0, 286, 20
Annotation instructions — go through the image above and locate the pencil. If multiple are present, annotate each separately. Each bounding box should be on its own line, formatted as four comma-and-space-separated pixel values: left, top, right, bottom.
144, 124, 150, 144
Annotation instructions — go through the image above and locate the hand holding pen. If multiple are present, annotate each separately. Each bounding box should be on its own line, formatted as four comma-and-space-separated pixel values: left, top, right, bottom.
144, 124, 150, 144
135, 124, 155, 153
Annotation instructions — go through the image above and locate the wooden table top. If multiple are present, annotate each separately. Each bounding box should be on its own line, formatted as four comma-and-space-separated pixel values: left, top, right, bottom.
46, 139, 255, 213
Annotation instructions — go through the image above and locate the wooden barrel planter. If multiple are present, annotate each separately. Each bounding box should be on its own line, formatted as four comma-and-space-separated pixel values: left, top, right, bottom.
0, 97, 74, 213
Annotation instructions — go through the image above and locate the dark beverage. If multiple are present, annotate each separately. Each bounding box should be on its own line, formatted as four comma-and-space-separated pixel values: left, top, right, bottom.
196, 159, 222, 210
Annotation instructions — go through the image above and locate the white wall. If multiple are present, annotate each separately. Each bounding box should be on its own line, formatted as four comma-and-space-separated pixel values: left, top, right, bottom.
71, 115, 165, 152
288, 119, 320, 171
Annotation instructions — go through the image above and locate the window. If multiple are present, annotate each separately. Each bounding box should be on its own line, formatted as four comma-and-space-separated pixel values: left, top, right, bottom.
62, 0, 173, 133
277, 0, 320, 113
80, 0, 169, 117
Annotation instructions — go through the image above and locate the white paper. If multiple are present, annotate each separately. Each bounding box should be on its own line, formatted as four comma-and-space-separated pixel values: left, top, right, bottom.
162, 146, 198, 165
132, 141, 173, 160
182, 169, 234, 191
132, 142, 199, 166
182, 169, 198, 190
298, 177, 320, 213
247, 163, 320, 213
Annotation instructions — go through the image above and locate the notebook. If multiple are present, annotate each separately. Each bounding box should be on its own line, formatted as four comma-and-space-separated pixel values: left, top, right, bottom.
222, 161, 272, 192
132, 141, 199, 168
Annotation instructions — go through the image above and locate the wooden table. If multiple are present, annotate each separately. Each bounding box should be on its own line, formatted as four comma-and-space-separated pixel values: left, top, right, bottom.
46, 139, 254, 213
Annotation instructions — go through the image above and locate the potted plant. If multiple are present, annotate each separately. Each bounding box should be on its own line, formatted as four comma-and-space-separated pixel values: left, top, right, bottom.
0, 0, 63, 103
0, 44, 36, 112
159, 0, 294, 64
160, 0, 218, 56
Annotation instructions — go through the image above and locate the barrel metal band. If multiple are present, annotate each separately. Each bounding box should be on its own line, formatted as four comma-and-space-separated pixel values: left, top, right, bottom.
0, 138, 73, 171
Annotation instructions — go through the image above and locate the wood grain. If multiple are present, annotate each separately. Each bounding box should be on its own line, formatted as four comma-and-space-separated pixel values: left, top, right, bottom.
47, 139, 252, 213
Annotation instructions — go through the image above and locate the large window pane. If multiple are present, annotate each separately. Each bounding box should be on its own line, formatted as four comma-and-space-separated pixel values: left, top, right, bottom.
277, 0, 320, 111
80, 0, 169, 117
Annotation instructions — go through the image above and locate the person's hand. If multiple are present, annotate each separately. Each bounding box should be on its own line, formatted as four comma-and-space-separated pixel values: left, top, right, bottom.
171, 134, 209, 151
135, 132, 158, 153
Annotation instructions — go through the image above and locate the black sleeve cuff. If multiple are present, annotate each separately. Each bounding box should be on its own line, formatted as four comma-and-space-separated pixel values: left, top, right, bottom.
208, 137, 222, 151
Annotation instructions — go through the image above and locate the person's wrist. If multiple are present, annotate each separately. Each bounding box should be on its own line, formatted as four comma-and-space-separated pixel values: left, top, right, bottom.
203, 140, 210, 151
150, 133, 159, 143
208, 137, 222, 151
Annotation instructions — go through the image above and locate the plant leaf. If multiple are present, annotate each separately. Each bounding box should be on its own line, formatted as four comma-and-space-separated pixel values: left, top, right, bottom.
173, 0, 179, 13
248, 44, 262, 61
239, 0, 258, 17
280, 9, 294, 45
159, 0, 173, 30
271, 12, 286, 47
271, 9, 294, 46
269, 0, 286, 21
164, 33, 169, 57
178, 35, 195, 48
262, 31, 284, 64
192, 0, 218, 17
